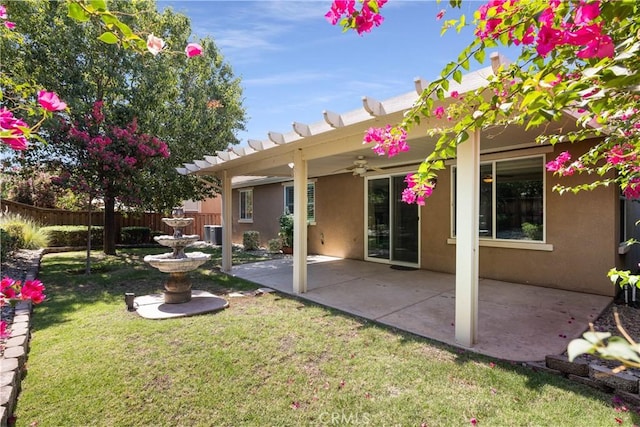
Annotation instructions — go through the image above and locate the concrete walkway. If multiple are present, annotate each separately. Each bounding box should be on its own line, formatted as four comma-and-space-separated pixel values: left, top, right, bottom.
229, 256, 612, 362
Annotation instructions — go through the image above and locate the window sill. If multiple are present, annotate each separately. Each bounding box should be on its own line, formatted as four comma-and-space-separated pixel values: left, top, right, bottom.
238, 219, 253, 224
447, 238, 553, 251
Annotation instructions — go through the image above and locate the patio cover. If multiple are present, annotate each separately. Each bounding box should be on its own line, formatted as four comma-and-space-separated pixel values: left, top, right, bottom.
180, 53, 584, 349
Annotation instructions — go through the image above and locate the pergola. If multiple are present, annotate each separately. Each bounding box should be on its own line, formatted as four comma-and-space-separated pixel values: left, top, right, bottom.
178, 53, 575, 348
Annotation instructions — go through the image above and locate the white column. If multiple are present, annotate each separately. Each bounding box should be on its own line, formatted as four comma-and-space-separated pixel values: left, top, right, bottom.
221, 170, 233, 273
293, 149, 308, 294
455, 129, 480, 347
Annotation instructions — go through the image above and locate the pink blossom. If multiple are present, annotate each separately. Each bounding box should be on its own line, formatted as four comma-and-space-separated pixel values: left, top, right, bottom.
434, 106, 445, 119
450, 91, 460, 99
37, 90, 67, 111
1, 277, 18, 299
0, 5, 7, 20
574, 1, 601, 26
576, 33, 614, 59
470, 418, 478, 426
0, 107, 29, 150
185, 42, 203, 58
4, 20, 14, 30
546, 151, 571, 172
536, 24, 563, 57
146, 34, 165, 56
436, 9, 446, 20
20, 279, 46, 304
402, 174, 434, 206
624, 178, 640, 200
363, 125, 409, 158
0, 321, 7, 339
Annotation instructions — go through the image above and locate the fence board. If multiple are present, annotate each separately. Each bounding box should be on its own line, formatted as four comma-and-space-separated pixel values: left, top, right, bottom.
1, 199, 221, 240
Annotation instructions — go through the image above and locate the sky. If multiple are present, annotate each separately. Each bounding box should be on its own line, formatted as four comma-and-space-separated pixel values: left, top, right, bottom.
157, 1, 510, 147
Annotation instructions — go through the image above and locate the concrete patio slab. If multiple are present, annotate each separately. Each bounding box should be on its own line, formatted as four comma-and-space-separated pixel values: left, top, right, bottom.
229, 257, 612, 362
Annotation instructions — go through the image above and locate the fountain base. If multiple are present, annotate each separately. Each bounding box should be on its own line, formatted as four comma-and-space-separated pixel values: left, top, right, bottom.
133, 290, 229, 320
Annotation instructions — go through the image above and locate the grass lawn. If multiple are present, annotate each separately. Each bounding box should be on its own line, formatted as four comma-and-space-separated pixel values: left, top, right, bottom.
13, 248, 639, 426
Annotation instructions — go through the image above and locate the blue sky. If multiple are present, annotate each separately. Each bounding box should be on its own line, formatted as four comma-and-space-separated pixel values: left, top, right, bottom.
157, 1, 505, 146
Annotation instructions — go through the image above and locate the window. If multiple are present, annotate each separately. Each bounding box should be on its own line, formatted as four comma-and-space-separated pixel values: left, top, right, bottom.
284, 182, 316, 222
453, 156, 544, 241
239, 189, 253, 222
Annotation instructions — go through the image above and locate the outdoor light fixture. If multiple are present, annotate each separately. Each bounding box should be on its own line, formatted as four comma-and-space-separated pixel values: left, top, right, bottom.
482, 174, 493, 183
125, 292, 136, 311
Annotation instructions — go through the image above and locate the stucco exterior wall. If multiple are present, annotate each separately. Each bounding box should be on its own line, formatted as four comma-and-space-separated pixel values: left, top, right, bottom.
232, 183, 283, 246
308, 173, 365, 259
422, 140, 618, 296
232, 139, 619, 296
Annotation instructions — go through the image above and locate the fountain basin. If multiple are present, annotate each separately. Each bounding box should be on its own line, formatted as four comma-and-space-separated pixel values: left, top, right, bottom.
154, 235, 200, 249
161, 217, 194, 228
144, 252, 210, 273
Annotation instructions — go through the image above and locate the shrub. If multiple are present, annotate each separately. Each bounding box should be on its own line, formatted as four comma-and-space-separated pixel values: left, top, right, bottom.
120, 226, 151, 244
243, 231, 260, 251
267, 238, 282, 254
0, 212, 49, 250
522, 222, 543, 241
42, 225, 103, 247
279, 213, 294, 247
0, 228, 17, 261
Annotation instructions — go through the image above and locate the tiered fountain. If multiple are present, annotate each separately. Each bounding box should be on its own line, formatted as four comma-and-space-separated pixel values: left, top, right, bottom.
143, 209, 211, 304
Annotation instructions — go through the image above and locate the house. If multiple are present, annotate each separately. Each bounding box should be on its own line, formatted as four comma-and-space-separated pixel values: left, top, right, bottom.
178, 53, 638, 347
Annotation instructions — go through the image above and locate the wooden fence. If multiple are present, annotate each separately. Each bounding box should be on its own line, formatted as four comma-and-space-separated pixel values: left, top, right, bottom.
1, 199, 221, 240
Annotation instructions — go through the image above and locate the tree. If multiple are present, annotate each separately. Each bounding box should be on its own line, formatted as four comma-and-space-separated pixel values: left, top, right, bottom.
3, 0, 245, 213
51, 101, 169, 255
327, 0, 640, 366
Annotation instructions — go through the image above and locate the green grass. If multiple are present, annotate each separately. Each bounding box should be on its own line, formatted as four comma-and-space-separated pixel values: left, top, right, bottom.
14, 249, 639, 426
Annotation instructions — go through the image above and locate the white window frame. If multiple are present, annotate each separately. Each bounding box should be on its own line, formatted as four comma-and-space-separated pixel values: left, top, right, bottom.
448, 154, 553, 251
239, 188, 253, 223
283, 181, 316, 224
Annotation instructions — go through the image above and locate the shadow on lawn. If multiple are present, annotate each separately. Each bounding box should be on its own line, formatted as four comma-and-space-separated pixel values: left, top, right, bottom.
32, 248, 266, 331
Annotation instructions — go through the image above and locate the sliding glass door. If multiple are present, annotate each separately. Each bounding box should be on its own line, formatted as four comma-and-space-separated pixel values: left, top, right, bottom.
366, 176, 419, 266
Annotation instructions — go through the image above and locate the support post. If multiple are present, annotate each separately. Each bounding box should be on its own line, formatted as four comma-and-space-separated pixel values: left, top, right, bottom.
292, 149, 308, 293
455, 129, 480, 347
221, 170, 233, 273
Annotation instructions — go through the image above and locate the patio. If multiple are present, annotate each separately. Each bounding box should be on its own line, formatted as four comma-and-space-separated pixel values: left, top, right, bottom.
230, 255, 612, 362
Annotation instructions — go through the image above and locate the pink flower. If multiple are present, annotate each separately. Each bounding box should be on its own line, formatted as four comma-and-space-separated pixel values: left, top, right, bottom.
576, 34, 614, 59
436, 9, 446, 20
1, 277, 18, 299
624, 178, 640, 200
20, 279, 46, 304
37, 90, 67, 111
574, 1, 601, 26
4, 21, 15, 30
185, 42, 203, 58
146, 34, 165, 56
0, 5, 7, 20
434, 106, 445, 119
0, 107, 29, 150
0, 321, 8, 339
363, 125, 409, 158
536, 25, 563, 57
450, 91, 460, 99
470, 418, 478, 426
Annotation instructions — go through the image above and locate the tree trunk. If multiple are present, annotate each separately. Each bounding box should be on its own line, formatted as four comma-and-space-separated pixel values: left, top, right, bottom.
85, 193, 92, 274
103, 195, 116, 255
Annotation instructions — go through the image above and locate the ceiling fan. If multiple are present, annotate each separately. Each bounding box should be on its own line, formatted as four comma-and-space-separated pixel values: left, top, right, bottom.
339, 156, 384, 176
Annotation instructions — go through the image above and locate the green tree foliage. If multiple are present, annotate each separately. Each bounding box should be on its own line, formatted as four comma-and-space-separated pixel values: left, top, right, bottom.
2, 0, 245, 212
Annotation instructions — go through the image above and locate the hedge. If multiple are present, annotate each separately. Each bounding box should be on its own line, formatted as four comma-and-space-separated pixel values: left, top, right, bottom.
42, 225, 104, 247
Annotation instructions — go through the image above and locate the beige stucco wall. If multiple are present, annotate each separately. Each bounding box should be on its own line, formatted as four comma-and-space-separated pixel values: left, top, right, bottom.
307, 173, 365, 259
232, 183, 283, 246
421, 140, 618, 296
232, 139, 619, 296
